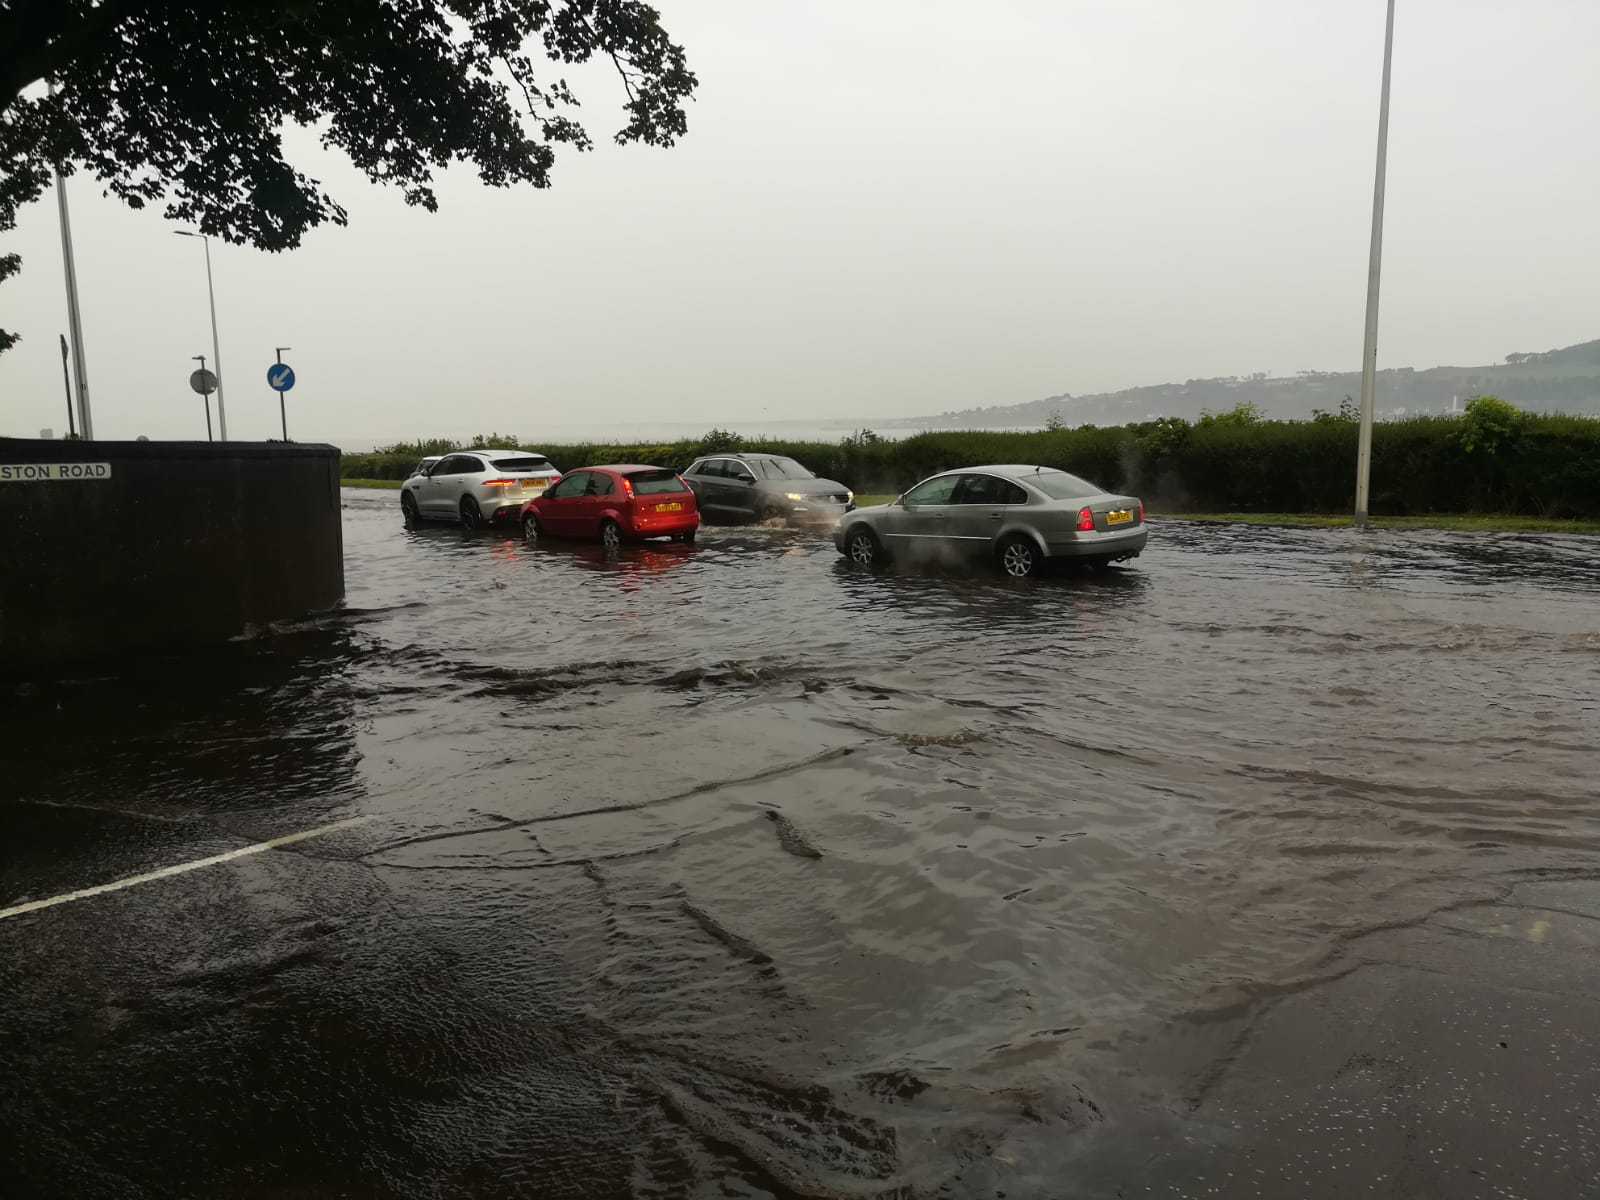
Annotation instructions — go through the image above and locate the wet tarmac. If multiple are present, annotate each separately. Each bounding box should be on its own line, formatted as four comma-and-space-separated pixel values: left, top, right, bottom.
2, 492, 1598, 1198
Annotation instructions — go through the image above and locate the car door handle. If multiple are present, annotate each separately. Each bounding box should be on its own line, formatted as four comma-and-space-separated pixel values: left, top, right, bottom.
987, 512, 1004, 521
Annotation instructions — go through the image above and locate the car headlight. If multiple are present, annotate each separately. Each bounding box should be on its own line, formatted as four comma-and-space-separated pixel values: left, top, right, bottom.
846, 490, 854, 502
786, 492, 806, 501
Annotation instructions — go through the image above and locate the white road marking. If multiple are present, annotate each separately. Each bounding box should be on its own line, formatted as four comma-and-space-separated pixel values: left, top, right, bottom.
0, 815, 370, 923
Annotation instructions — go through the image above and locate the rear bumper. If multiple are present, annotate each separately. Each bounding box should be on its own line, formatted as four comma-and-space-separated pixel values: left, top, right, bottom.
1044, 527, 1149, 558
626, 511, 699, 539
487, 500, 528, 523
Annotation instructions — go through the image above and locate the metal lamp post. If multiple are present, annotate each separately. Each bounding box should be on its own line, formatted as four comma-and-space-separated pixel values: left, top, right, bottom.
58, 334, 77, 438
1353, 0, 1397, 528
274, 347, 292, 440
193, 355, 214, 441
175, 230, 227, 441
49, 84, 93, 440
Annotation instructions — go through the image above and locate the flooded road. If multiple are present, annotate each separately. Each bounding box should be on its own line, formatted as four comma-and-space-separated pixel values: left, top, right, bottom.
3, 491, 1598, 1198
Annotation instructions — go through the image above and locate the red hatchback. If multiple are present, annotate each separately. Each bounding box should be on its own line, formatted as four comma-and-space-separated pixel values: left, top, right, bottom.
519, 465, 699, 549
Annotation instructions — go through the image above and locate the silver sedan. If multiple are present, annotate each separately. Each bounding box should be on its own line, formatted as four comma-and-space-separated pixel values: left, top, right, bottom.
834, 465, 1147, 577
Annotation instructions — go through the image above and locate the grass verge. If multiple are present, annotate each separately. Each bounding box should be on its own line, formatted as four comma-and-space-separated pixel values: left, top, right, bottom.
1152, 512, 1600, 534
341, 478, 403, 489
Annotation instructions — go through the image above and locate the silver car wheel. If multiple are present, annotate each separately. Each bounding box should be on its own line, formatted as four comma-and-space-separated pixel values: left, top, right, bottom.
1000, 540, 1037, 577
601, 520, 622, 551
522, 512, 540, 543
460, 497, 481, 530
848, 530, 877, 566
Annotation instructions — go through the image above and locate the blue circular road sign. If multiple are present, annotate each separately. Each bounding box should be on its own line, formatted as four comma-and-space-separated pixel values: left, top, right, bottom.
267, 364, 297, 392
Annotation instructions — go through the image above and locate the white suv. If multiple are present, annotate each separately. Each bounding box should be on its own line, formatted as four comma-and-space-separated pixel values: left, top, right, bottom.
401, 450, 561, 528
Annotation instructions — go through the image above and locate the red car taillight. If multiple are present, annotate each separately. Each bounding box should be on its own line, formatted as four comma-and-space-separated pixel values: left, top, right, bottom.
1076, 506, 1095, 531
1136, 501, 1144, 523
483, 478, 517, 487
620, 477, 635, 499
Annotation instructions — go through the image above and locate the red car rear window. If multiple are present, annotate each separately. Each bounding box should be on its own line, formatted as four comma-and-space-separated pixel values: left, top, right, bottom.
627, 470, 687, 496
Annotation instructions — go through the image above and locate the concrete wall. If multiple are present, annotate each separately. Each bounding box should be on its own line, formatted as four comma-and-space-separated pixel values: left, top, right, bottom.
0, 439, 344, 665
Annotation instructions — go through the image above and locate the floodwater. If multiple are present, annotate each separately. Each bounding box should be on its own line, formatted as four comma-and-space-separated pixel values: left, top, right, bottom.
3, 492, 1598, 1198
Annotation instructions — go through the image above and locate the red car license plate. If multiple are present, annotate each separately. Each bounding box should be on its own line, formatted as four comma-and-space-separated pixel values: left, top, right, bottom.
655, 502, 683, 512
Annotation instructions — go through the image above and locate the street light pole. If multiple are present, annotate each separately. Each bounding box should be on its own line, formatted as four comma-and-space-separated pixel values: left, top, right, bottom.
176, 230, 227, 441
59, 334, 77, 438
275, 347, 292, 441
1354, 0, 1397, 528
193, 355, 213, 441
50, 82, 94, 440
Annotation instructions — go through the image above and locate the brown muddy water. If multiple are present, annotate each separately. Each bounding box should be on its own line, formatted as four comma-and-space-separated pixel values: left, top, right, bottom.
2, 490, 1598, 1198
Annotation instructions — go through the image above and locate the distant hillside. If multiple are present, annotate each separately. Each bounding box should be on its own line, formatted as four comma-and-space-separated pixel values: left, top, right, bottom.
924, 338, 1600, 428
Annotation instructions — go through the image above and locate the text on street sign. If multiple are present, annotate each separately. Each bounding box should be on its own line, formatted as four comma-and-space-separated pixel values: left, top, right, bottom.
0, 462, 113, 482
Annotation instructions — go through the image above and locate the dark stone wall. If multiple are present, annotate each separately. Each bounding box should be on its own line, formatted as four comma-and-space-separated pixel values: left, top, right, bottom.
0, 439, 344, 665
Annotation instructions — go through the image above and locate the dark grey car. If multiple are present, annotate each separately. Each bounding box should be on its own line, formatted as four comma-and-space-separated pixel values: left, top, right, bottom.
681, 453, 854, 525
834, 465, 1147, 577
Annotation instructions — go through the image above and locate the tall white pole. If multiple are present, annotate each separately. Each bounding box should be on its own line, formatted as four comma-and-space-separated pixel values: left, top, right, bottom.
1354, 0, 1396, 528
49, 86, 94, 440
202, 236, 227, 441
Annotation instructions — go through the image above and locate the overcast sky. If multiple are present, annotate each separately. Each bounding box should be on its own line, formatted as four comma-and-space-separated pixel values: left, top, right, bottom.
3, 0, 1597, 446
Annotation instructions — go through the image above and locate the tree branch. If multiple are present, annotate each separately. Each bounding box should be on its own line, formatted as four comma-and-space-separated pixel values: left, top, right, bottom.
607, 50, 639, 103
498, 53, 546, 119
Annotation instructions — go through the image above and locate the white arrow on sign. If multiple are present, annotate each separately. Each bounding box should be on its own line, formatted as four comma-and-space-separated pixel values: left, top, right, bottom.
270, 368, 292, 389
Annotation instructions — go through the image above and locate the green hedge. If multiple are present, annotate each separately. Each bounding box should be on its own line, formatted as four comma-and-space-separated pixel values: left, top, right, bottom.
341, 413, 1600, 518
